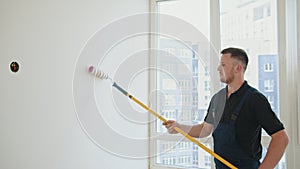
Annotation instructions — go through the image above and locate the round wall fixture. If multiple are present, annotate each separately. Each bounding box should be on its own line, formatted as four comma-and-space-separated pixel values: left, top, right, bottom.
10, 61, 20, 73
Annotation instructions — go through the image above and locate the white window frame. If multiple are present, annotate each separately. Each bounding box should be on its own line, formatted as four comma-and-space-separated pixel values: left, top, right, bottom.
297, 0, 300, 146
279, 0, 300, 168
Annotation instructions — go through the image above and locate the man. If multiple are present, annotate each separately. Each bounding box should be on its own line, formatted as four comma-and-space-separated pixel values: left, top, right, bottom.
163, 47, 289, 169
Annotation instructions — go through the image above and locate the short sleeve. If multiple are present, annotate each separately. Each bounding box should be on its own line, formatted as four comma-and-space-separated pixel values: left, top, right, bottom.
204, 89, 226, 126
250, 92, 284, 135
204, 101, 214, 124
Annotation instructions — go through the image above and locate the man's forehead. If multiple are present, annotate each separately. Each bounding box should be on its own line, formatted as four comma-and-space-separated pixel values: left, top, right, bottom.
220, 53, 232, 61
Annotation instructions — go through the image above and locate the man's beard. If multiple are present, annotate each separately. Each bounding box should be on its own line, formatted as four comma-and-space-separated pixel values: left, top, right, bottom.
220, 69, 234, 84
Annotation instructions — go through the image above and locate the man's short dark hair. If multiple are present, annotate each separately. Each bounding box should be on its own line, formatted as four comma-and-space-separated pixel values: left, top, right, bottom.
221, 47, 249, 71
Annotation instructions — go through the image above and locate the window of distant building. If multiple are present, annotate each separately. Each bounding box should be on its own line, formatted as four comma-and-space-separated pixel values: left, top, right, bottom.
254, 6, 264, 20
264, 63, 274, 72
264, 79, 274, 92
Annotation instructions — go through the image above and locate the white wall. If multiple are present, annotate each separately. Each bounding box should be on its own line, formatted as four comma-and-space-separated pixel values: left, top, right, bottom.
0, 0, 149, 169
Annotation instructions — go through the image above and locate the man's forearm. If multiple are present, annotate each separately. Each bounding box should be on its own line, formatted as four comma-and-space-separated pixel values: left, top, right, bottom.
259, 130, 289, 169
180, 123, 212, 138
177, 124, 200, 138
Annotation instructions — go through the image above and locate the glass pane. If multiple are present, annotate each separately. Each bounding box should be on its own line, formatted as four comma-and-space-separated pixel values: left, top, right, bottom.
220, 0, 286, 168
156, 139, 212, 168
154, 0, 211, 168
219, 0, 279, 116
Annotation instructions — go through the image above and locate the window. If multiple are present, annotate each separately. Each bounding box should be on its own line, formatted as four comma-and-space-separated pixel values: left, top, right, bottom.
204, 81, 210, 91
264, 63, 274, 72
179, 48, 192, 58
253, 6, 264, 21
253, 3, 271, 21
220, 0, 285, 168
150, 0, 211, 168
204, 66, 209, 76
264, 79, 274, 92
165, 48, 176, 56
150, 0, 291, 168
204, 156, 211, 167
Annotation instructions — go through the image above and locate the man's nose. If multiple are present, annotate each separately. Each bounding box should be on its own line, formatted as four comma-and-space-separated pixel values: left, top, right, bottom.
217, 65, 221, 71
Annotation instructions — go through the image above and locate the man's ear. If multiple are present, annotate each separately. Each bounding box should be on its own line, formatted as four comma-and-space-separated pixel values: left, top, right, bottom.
235, 63, 243, 73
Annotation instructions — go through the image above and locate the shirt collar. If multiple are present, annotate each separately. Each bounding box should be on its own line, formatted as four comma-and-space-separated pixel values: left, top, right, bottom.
226, 81, 248, 97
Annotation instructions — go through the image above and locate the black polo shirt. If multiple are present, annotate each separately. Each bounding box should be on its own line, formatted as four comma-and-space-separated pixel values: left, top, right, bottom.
204, 81, 284, 159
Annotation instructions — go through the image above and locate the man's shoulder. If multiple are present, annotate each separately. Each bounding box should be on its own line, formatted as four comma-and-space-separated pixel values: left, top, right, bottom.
214, 88, 226, 97
246, 85, 264, 98
211, 88, 226, 106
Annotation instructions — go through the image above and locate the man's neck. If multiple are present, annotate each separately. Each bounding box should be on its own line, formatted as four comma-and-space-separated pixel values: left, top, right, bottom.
227, 79, 245, 98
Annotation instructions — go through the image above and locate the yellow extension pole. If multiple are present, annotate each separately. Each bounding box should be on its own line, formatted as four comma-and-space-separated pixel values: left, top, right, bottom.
111, 82, 237, 169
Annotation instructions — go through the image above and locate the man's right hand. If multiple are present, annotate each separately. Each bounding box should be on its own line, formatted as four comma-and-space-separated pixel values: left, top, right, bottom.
162, 120, 181, 134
